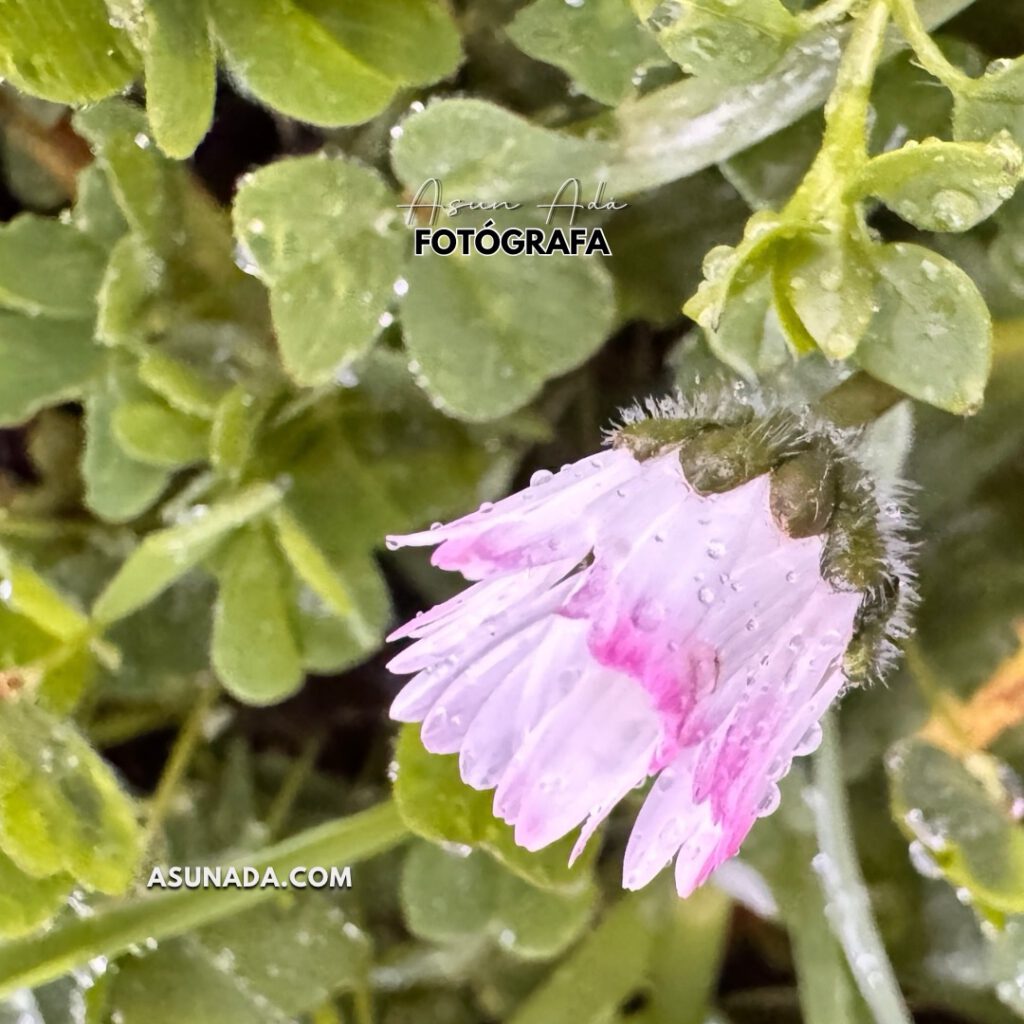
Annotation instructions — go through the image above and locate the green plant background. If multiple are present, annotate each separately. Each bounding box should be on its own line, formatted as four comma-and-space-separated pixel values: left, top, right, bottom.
1, 0, 1024, 1021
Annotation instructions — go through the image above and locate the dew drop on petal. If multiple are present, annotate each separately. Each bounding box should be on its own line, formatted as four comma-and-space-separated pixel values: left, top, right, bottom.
530, 469, 554, 487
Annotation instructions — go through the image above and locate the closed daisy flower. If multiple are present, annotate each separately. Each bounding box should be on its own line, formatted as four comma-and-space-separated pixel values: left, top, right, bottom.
386, 392, 912, 896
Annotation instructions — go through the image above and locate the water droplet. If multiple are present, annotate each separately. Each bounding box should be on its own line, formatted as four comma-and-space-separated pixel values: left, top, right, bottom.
530, 469, 554, 487
393, 277, 410, 297
706, 540, 726, 560
698, 587, 715, 605
793, 721, 823, 756
756, 786, 781, 818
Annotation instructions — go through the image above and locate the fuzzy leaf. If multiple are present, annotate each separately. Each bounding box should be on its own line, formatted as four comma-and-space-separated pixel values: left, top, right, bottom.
0, 701, 141, 894
507, 0, 663, 105
0, 0, 137, 102
212, 524, 303, 705
856, 242, 991, 413
233, 156, 405, 386
401, 251, 615, 421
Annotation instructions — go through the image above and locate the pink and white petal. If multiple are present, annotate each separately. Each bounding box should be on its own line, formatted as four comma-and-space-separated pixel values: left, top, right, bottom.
387, 449, 644, 580
493, 667, 660, 850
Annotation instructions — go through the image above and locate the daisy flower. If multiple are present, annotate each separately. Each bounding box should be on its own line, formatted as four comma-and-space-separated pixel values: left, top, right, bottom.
386, 393, 912, 896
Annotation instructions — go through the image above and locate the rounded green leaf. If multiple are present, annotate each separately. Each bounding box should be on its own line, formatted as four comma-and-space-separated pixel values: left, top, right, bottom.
0, 314, 102, 427
112, 401, 212, 468
141, 0, 217, 159
212, 525, 303, 705
0, 0, 138, 103
953, 58, 1024, 146
0, 216, 106, 320
401, 251, 615, 421
849, 135, 1023, 233
208, 0, 396, 126
0, 701, 141, 894
631, 0, 800, 84
856, 242, 991, 413
233, 156, 406, 386
889, 739, 1024, 916
507, 0, 664, 106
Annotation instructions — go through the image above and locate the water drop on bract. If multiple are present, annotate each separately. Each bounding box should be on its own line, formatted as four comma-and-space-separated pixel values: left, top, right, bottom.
707, 540, 726, 560
698, 586, 715, 605
756, 786, 781, 817
530, 469, 554, 487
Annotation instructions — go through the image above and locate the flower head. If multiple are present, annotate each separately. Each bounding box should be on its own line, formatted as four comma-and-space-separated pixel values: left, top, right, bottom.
386, 392, 912, 896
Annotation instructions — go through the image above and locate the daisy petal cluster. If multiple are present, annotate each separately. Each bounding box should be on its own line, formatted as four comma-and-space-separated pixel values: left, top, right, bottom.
386, 393, 913, 896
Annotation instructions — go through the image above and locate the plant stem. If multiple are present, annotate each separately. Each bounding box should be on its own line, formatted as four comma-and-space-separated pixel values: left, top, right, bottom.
143, 684, 219, 852
886, 0, 974, 90
798, 0, 857, 29
264, 734, 325, 839
810, 715, 913, 1024
0, 801, 410, 998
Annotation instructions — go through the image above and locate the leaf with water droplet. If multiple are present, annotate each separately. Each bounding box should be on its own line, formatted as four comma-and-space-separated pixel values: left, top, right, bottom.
0, 700, 141, 895
953, 57, 1024, 147
855, 242, 991, 413
888, 738, 1024, 916
401, 249, 615, 421
848, 135, 1023, 234
107, 890, 370, 1023
232, 156, 405, 386
631, 0, 800, 85
92, 482, 283, 626
507, 0, 665, 105
773, 230, 876, 360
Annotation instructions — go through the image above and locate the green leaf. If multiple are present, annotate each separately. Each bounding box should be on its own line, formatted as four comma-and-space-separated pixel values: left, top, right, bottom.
294, 0, 462, 87
212, 524, 303, 705
233, 155, 405, 386
507, 0, 664, 105
72, 165, 130, 251
401, 250, 615, 421
141, 0, 217, 159
508, 893, 656, 1024
0, 551, 89, 644
0, 0, 137, 103
0, 700, 141, 894
703, 268, 791, 377
108, 892, 370, 1023
889, 738, 1024, 917
849, 135, 1023, 233
392, 98, 609, 203
92, 482, 283, 625
0, 849, 71, 940
856, 242, 992, 413
0, 216, 106, 319
953, 58, 1024, 146
137, 350, 225, 419
393, 726, 595, 894
632, 0, 800, 84
112, 400, 211, 468
208, 0, 396, 126
210, 386, 263, 480
293, 553, 390, 674
74, 100, 185, 257
82, 355, 172, 523
401, 842, 594, 960
0, 314, 102, 427
775, 231, 876, 360
0, 803, 407, 998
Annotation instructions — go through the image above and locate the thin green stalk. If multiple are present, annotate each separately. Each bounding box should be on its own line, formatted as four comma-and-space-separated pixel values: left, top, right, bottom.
143, 684, 219, 851
352, 983, 376, 1024
264, 734, 326, 839
887, 0, 974, 90
799, 0, 856, 29
0, 801, 410, 998
810, 715, 913, 1024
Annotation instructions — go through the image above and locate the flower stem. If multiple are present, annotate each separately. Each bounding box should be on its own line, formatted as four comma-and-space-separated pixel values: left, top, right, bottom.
143, 683, 219, 852
264, 734, 325, 839
886, 0, 974, 91
810, 715, 913, 1024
